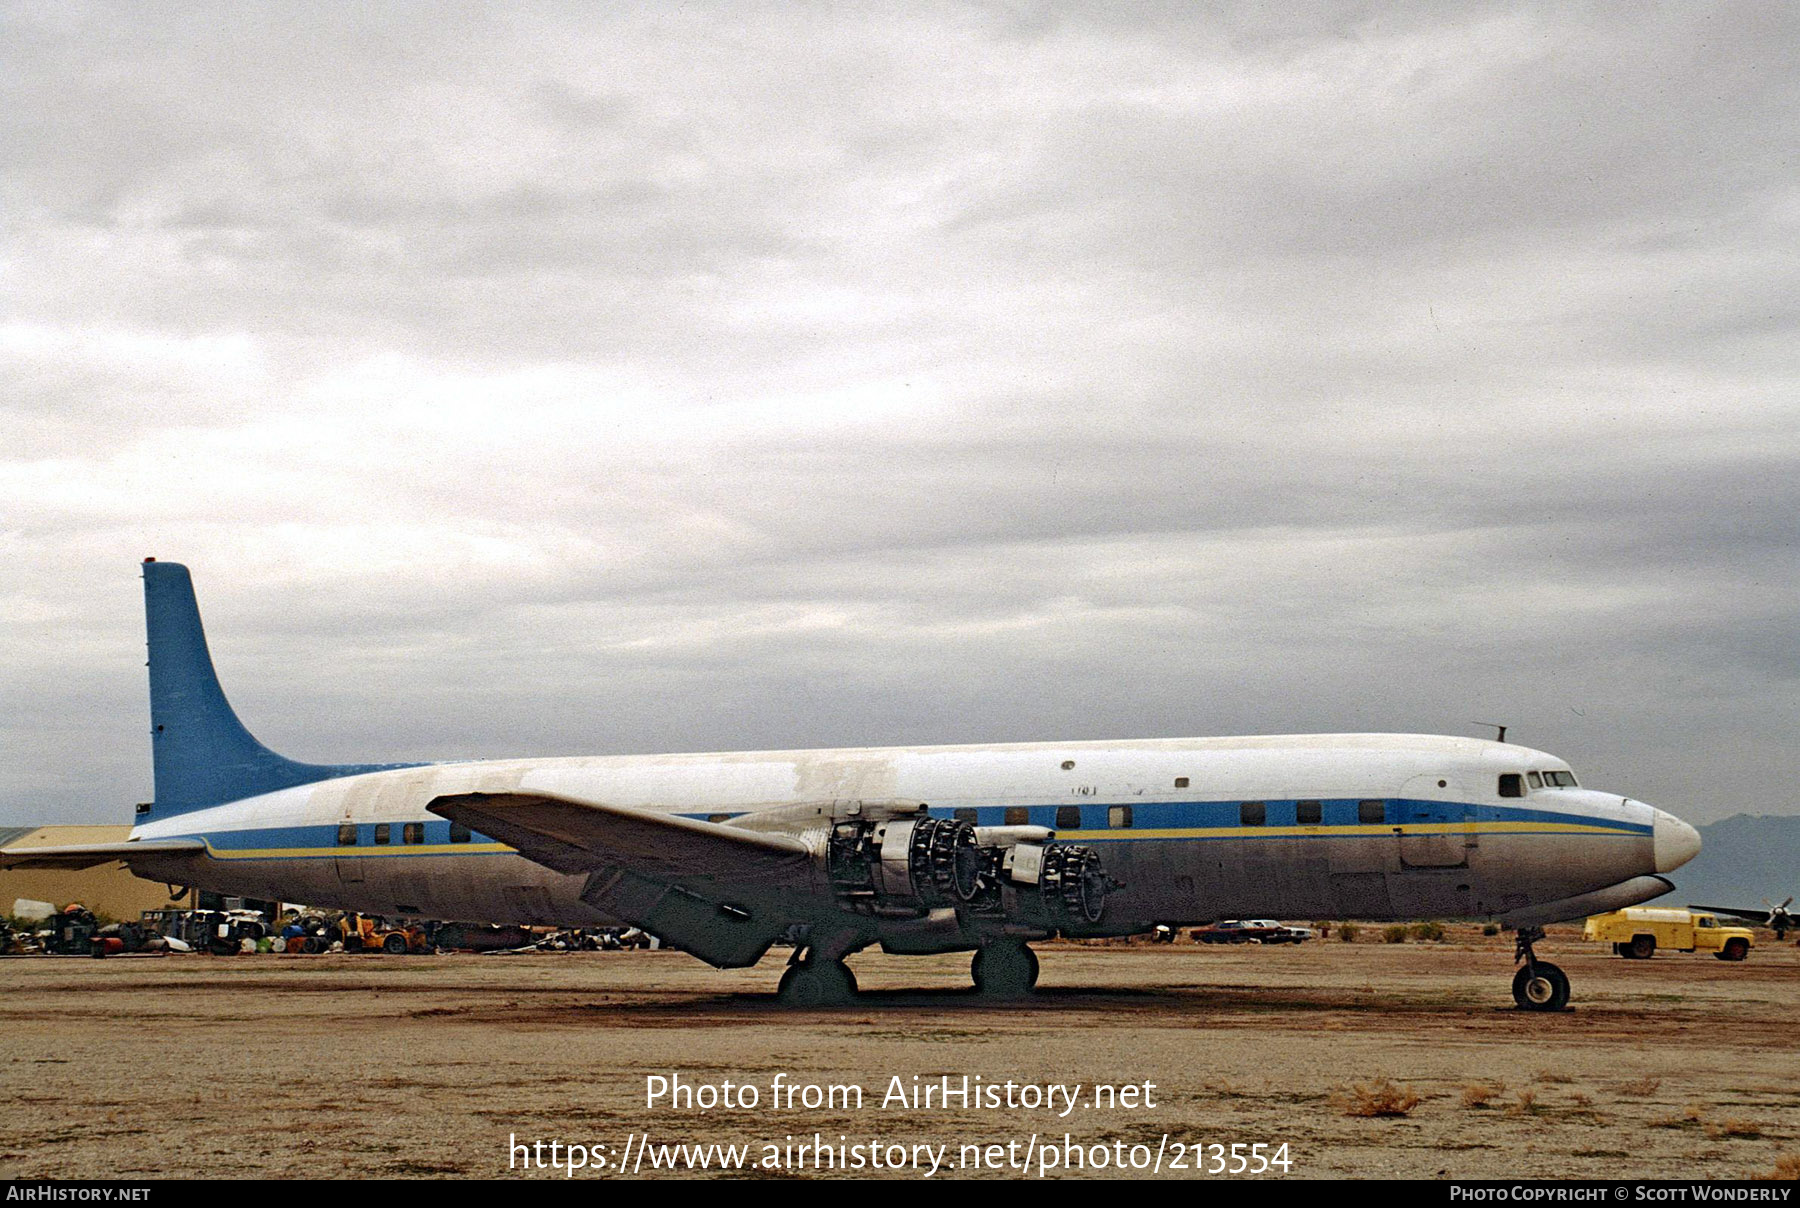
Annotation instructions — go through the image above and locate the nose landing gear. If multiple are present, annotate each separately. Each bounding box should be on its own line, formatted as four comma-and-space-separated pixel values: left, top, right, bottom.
1510, 926, 1570, 1011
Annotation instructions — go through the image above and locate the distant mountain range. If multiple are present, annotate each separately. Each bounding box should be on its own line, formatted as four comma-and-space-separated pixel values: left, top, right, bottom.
1663, 813, 1800, 912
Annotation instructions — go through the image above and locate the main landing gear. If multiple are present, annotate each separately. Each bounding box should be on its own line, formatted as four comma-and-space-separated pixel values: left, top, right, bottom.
1510, 925, 1570, 1012
777, 932, 863, 1006
971, 941, 1039, 998
777, 958, 858, 1006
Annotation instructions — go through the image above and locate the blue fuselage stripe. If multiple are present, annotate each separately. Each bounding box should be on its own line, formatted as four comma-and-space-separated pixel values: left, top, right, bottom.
162, 798, 1649, 861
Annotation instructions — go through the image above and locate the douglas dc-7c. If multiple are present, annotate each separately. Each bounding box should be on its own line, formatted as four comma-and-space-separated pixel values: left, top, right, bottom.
0, 560, 1702, 1008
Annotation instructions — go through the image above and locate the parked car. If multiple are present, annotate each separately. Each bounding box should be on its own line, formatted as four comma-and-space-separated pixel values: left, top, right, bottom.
1190, 919, 1312, 944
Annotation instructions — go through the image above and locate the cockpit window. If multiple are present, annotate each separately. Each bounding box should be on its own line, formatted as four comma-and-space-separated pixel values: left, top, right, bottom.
1527, 771, 1543, 790
1545, 771, 1577, 788
1498, 774, 1523, 798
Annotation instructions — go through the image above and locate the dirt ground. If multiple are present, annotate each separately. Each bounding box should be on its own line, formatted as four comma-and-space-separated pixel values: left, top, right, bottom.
2, 929, 1797, 1180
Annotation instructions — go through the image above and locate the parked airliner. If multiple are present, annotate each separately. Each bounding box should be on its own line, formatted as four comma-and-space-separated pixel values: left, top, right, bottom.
1, 560, 1701, 1008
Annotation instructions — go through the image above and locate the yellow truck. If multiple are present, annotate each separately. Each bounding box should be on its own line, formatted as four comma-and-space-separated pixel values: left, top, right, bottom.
1584, 907, 1753, 961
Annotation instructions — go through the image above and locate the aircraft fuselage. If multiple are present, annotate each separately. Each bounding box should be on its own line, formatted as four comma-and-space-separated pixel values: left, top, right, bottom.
128, 731, 1689, 936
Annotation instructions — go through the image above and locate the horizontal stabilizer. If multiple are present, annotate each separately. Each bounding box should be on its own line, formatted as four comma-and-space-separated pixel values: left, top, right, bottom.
0, 838, 208, 871
427, 791, 815, 885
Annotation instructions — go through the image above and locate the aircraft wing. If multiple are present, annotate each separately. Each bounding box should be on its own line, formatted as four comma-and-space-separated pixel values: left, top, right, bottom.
1689, 904, 1774, 927
0, 838, 208, 870
426, 791, 817, 887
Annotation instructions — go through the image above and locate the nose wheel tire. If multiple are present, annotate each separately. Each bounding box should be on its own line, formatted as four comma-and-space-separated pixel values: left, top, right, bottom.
1512, 962, 1570, 1011
777, 959, 858, 1006
972, 942, 1039, 998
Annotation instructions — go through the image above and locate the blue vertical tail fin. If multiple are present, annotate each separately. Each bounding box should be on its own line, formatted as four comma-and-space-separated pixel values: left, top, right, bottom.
140, 559, 417, 822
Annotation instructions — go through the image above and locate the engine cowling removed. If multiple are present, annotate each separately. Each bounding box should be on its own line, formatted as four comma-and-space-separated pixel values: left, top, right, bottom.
826, 812, 1110, 929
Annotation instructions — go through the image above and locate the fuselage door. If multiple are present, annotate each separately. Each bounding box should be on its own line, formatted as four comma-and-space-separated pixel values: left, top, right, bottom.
323, 782, 364, 886
1396, 775, 1473, 869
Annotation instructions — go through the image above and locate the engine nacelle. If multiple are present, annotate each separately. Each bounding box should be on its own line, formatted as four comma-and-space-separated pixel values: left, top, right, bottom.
994, 841, 1110, 927
826, 810, 1112, 928
828, 816, 983, 917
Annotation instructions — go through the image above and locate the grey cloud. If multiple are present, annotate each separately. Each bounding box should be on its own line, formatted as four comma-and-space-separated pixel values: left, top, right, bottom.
1, 2, 1795, 826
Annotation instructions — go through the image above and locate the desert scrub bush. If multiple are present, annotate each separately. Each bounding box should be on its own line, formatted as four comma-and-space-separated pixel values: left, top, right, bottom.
1618, 1076, 1661, 1097
1504, 1090, 1542, 1118
1756, 1154, 1800, 1181
1335, 1078, 1422, 1118
1649, 1105, 1708, 1130
1408, 921, 1446, 942
1382, 925, 1409, 944
1337, 924, 1358, 943
1534, 1069, 1574, 1085
1707, 1118, 1764, 1139
1481, 923, 1501, 937
1460, 1083, 1504, 1109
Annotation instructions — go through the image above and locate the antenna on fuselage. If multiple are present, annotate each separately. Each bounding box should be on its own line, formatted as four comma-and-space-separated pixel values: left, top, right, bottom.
1473, 722, 1509, 743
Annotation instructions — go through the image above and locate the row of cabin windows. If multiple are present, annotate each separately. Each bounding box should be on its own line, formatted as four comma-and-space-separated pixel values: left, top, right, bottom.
1240, 800, 1384, 825
950, 800, 1389, 829
336, 822, 473, 846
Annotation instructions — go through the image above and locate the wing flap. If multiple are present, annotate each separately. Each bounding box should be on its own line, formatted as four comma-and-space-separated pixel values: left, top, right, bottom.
0, 838, 208, 871
426, 791, 816, 885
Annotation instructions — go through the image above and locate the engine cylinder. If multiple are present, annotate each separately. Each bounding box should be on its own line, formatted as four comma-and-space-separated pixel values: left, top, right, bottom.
830, 816, 981, 915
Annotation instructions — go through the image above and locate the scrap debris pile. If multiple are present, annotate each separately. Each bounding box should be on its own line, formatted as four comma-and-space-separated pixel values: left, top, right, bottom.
1, 898, 655, 958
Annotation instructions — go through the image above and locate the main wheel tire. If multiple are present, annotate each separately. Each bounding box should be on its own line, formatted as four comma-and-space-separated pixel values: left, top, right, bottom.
971, 943, 1039, 998
777, 960, 858, 1006
1627, 935, 1656, 960
382, 933, 407, 955
1716, 938, 1749, 962
1512, 961, 1571, 1011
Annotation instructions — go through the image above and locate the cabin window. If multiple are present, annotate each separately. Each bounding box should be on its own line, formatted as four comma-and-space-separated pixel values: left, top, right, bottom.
1174, 777, 1189, 789
1527, 771, 1544, 790
953, 808, 977, 823
1297, 800, 1322, 825
1697, 916, 1716, 928
374, 823, 391, 845
1239, 801, 1265, 826
336, 824, 357, 846
1056, 805, 1082, 829
1004, 806, 1029, 826
1109, 805, 1133, 828
403, 822, 424, 845
1498, 774, 1524, 798
1358, 799, 1386, 824
448, 822, 472, 843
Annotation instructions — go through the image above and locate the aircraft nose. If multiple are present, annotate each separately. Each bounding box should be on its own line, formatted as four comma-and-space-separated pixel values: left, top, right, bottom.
1651, 808, 1702, 873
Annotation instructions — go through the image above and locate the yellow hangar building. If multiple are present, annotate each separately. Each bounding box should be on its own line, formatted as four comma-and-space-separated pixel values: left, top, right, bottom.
0, 825, 195, 922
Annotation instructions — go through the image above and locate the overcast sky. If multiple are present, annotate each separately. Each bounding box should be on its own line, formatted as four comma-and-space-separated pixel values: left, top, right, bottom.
3, 2, 1795, 827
